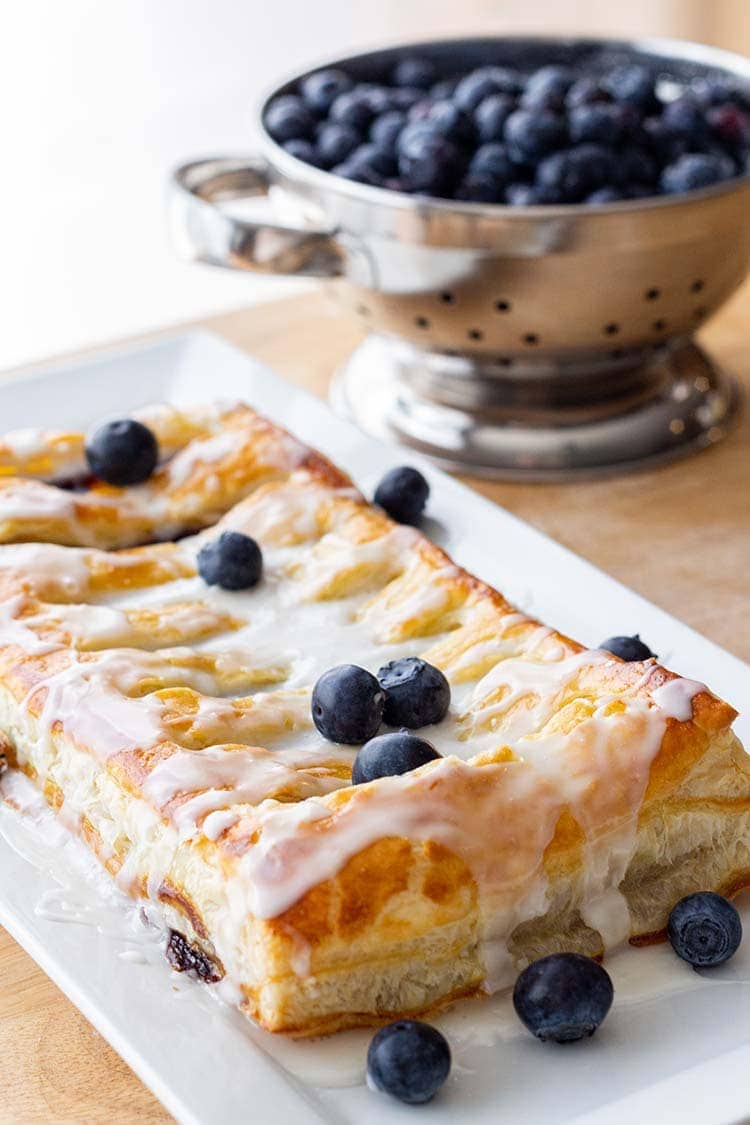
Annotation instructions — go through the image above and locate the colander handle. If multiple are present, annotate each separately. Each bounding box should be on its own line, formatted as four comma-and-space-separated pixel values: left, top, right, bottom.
170, 156, 345, 278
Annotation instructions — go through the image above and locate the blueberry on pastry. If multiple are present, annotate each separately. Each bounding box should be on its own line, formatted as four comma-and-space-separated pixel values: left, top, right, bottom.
667, 892, 742, 968
378, 656, 451, 728
352, 731, 441, 783
374, 465, 429, 525
599, 633, 656, 661
513, 953, 614, 1043
85, 418, 158, 485
311, 664, 385, 744
367, 1020, 451, 1104
197, 530, 263, 590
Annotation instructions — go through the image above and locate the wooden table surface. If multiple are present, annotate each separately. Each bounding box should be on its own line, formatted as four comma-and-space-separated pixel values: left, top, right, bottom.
0, 287, 748, 1121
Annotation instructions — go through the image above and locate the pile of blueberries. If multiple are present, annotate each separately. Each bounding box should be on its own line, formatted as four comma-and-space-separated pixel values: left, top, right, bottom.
264, 54, 750, 204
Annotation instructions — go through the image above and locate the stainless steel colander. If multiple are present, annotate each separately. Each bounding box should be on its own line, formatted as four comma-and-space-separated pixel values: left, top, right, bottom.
170, 35, 750, 479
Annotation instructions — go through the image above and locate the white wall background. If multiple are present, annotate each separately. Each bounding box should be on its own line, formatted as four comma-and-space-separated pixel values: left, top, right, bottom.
1, 0, 715, 371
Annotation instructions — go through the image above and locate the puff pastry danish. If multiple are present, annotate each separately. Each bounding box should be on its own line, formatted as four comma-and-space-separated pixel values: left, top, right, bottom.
0, 401, 747, 1036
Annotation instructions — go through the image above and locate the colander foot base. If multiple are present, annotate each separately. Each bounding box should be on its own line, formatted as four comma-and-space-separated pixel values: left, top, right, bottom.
330, 335, 741, 481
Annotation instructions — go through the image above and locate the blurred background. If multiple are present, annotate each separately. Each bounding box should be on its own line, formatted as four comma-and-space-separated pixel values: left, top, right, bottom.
3, 0, 749, 371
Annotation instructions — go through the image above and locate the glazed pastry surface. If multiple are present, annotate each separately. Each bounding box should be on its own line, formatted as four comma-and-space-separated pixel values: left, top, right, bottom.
0, 401, 747, 1035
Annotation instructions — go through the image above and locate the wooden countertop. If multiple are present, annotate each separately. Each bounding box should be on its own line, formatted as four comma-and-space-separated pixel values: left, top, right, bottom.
0, 288, 748, 1121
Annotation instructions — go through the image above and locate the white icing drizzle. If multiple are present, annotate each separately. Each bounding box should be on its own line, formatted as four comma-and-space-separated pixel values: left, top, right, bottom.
167, 431, 245, 488
651, 677, 707, 721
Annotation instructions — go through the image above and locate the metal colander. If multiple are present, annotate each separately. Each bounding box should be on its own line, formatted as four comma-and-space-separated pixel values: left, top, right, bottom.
171, 36, 750, 479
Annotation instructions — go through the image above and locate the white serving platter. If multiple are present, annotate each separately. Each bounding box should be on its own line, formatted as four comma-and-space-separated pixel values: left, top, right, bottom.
0, 329, 747, 1125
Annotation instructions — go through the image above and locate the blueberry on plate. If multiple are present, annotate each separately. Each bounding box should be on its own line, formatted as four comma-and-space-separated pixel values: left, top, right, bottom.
85, 418, 158, 486
264, 95, 316, 142
300, 68, 352, 115
599, 633, 656, 661
316, 122, 360, 168
353, 730, 440, 783
667, 892, 742, 968
378, 657, 451, 728
392, 55, 436, 91
373, 464, 430, 525
513, 953, 614, 1043
367, 1020, 451, 1105
197, 530, 263, 591
312, 664, 384, 744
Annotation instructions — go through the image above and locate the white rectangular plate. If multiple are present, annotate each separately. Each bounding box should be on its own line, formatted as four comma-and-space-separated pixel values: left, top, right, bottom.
0, 330, 748, 1125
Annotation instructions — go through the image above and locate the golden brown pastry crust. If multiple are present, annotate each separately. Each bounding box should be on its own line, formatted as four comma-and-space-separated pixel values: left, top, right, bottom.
0, 401, 747, 1036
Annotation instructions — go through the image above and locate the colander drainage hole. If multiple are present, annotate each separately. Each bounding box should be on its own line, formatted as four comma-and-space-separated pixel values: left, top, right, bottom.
494, 300, 512, 312
497, 357, 514, 367
523, 333, 539, 346
645, 287, 661, 301
603, 322, 620, 336
609, 348, 625, 360
468, 328, 484, 341
438, 291, 455, 304
415, 316, 431, 329
691, 279, 705, 293
693, 306, 708, 320
652, 319, 667, 332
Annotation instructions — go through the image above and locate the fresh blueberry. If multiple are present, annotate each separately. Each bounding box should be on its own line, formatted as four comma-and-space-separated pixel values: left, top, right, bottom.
505, 182, 550, 205
667, 892, 742, 968
586, 186, 623, 204
456, 172, 505, 202
660, 152, 735, 194
397, 123, 463, 195
378, 657, 451, 728
353, 731, 440, 784
454, 66, 522, 113
504, 109, 567, 162
430, 77, 458, 101
349, 143, 396, 177
569, 103, 637, 145
513, 953, 614, 1043
370, 110, 406, 150
265, 95, 316, 142
615, 145, 658, 188
692, 76, 750, 111
536, 145, 612, 203
470, 141, 514, 181
329, 90, 376, 132
316, 122, 361, 168
300, 68, 352, 115
373, 465, 430, 524
358, 84, 394, 116
521, 65, 574, 111
85, 419, 158, 486
565, 76, 612, 110
197, 531, 262, 591
312, 665, 385, 744
707, 103, 750, 150
474, 93, 516, 143
282, 138, 322, 166
661, 95, 709, 142
599, 634, 656, 661
332, 157, 384, 187
603, 64, 658, 112
392, 55, 436, 91
418, 99, 476, 147
643, 115, 691, 163
367, 1020, 451, 1105
389, 85, 424, 110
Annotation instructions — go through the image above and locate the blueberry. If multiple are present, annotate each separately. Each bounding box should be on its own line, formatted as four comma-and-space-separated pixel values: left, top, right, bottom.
397, 123, 463, 195
378, 657, 451, 728
393, 55, 436, 91
370, 110, 406, 150
569, 103, 637, 145
349, 143, 396, 177
692, 76, 750, 111
373, 465, 429, 524
367, 1020, 450, 1105
474, 93, 516, 143
418, 99, 475, 147
471, 141, 514, 181
599, 634, 655, 661
85, 419, 158, 486
505, 182, 549, 206
565, 76, 612, 110
282, 138, 322, 166
312, 665, 385, 744
332, 158, 384, 187
536, 145, 612, 203
265, 95, 316, 142
504, 109, 567, 162
353, 731, 440, 784
644, 115, 692, 164
615, 145, 658, 188
661, 95, 709, 142
454, 66, 522, 113
660, 152, 735, 194
430, 77, 458, 101
586, 186, 623, 204
358, 84, 394, 116
604, 64, 658, 112
667, 892, 742, 968
197, 531, 262, 591
456, 172, 506, 202
316, 122, 360, 168
513, 953, 613, 1043
300, 68, 352, 115
389, 86, 424, 110
707, 103, 750, 149
329, 90, 376, 132
521, 65, 574, 111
